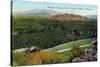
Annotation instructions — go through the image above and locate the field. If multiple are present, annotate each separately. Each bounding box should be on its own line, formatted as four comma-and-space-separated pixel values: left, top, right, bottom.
13, 39, 92, 66
12, 16, 97, 66
12, 16, 97, 49
46, 39, 92, 52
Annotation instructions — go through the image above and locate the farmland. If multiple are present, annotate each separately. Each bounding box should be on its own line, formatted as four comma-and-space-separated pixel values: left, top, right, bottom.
12, 16, 97, 66
13, 39, 92, 66
12, 16, 97, 49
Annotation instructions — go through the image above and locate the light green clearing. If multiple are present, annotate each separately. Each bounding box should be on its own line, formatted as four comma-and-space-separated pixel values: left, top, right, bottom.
45, 39, 92, 52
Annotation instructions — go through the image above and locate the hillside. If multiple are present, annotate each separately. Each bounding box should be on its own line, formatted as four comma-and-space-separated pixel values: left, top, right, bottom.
45, 39, 92, 52
49, 13, 89, 21
13, 39, 95, 66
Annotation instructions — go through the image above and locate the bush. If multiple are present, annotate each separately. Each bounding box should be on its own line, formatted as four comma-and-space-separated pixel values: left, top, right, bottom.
12, 52, 27, 66
13, 51, 70, 66
70, 46, 83, 58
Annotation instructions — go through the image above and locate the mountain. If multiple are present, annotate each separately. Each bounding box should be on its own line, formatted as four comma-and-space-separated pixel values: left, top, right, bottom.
13, 9, 93, 21
13, 9, 60, 16
49, 13, 89, 21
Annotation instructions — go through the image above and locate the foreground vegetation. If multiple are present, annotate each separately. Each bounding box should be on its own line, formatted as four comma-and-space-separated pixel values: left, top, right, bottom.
13, 51, 70, 66
13, 39, 92, 66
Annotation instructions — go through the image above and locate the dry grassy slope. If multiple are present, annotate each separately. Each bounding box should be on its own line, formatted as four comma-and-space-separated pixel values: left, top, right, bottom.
49, 13, 88, 21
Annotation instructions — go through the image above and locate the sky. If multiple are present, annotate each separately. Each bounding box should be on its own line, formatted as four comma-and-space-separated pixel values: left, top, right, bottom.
12, 0, 97, 16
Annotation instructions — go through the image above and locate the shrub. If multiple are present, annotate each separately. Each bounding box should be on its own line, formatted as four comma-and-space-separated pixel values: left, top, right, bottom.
70, 46, 83, 58
12, 52, 27, 66
13, 51, 70, 66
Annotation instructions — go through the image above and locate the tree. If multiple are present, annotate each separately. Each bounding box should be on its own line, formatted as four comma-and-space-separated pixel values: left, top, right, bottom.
71, 46, 81, 58
73, 29, 80, 37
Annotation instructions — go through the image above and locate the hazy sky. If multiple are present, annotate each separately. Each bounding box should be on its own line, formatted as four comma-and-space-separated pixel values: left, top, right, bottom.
12, 0, 97, 16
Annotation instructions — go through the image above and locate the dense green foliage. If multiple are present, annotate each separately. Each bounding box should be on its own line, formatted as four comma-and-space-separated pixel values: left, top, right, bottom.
12, 16, 97, 49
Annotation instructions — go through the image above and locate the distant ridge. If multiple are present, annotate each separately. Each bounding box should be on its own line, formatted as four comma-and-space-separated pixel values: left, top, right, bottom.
13, 9, 60, 16
49, 13, 89, 21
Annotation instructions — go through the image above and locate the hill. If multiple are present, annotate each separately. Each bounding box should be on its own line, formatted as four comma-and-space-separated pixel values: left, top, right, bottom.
45, 39, 92, 52
49, 13, 89, 21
